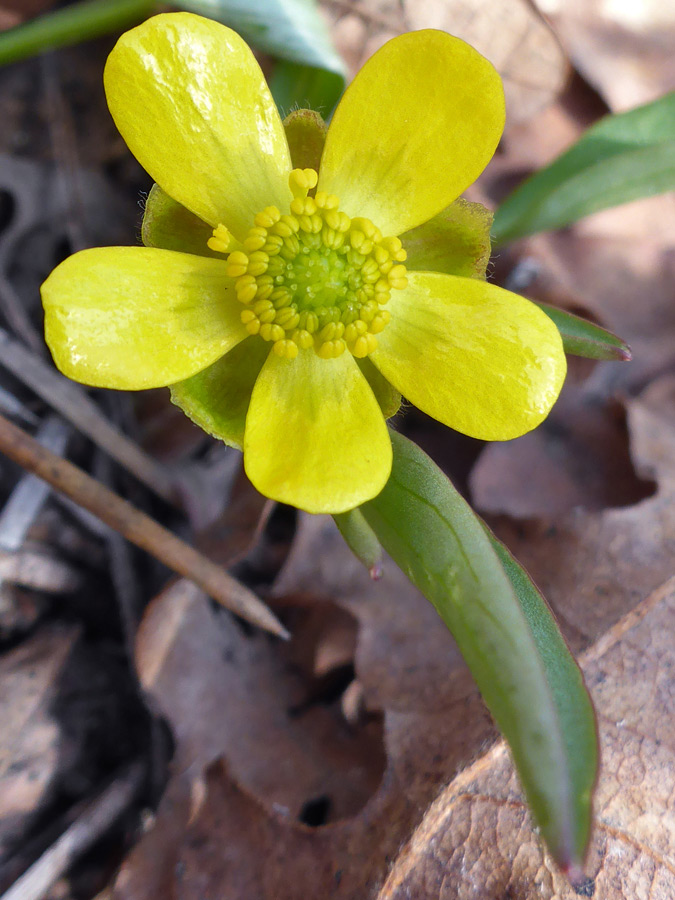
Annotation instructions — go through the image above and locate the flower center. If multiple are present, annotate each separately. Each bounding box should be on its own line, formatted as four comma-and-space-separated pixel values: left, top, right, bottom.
208, 168, 407, 360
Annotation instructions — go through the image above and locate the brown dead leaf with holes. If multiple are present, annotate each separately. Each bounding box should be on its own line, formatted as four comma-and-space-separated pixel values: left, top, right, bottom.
114, 522, 498, 899
114, 361, 675, 899
377, 576, 675, 900
321, 0, 567, 123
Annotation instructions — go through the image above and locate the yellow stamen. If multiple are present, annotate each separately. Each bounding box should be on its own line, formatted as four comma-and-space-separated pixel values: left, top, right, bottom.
213, 168, 407, 361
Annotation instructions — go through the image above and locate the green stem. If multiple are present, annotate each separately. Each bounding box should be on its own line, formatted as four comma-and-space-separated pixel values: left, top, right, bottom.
0, 0, 156, 67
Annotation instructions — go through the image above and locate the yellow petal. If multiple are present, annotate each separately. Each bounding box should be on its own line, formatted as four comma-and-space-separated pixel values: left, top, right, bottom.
42, 247, 247, 389
171, 337, 269, 450
104, 13, 292, 240
318, 30, 505, 237
371, 272, 566, 440
244, 350, 392, 514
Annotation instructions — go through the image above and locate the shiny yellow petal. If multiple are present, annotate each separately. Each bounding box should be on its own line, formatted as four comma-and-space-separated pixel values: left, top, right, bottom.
244, 350, 392, 514
318, 30, 505, 236
171, 337, 269, 450
371, 272, 566, 440
42, 247, 247, 390
104, 13, 292, 240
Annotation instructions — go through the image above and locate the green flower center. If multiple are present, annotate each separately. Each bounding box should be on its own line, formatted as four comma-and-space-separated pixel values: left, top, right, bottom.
207, 168, 407, 360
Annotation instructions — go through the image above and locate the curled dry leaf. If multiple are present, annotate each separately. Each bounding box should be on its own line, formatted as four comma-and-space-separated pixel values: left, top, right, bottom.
377, 576, 675, 900
116, 369, 674, 898
115, 516, 498, 900
322, 0, 567, 122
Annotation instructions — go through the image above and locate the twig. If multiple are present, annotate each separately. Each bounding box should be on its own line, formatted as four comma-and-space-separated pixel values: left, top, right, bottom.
0, 415, 68, 552
0, 412, 288, 638
0, 763, 144, 900
0, 327, 177, 506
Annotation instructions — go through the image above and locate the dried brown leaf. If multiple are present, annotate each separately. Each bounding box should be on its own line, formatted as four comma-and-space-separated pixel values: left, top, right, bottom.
377, 576, 675, 900
532, 0, 675, 110
477, 375, 675, 650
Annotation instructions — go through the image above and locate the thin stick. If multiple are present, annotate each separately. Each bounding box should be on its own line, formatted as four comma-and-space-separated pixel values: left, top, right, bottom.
0, 763, 144, 900
0, 328, 177, 506
0, 412, 288, 638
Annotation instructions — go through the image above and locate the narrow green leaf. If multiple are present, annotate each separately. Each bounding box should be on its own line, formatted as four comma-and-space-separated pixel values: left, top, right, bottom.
178, 0, 346, 95
493, 92, 675, 243
485, 528, 598, 868
0, 0, 154, 67
361, 431, 597, 869
536, 302, 632, 361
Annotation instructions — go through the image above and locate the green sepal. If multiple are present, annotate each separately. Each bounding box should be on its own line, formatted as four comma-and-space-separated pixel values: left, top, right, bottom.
493, 92, 675, 243
141, 183, 222, 259
361, 430, 597, 870
537, 302, 632, 361
283, 108, 327, 172
401, 198, 493, 279
333, 508, 383, 579
356, 357, 401, 421
170, 337, 269, 450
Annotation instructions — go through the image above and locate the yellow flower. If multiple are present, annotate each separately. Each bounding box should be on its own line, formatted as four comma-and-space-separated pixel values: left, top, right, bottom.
41, 12, 566, 514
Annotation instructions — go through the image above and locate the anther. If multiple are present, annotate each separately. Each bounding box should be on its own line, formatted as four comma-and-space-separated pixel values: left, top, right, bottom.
207, 223, 232, 254
229, 177, 406, 360
273, 339, 299, 359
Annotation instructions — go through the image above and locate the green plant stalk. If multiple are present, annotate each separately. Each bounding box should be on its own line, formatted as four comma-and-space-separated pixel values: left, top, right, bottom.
0, 0, 156, 66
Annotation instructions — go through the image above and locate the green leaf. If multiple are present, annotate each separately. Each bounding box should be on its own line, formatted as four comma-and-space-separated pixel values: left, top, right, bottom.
536, 302, 632, 361
493, 92, 675, 244
485, 528, 598, 868
178, 0, 346, 107
270, 60, 344, 117
361, 431, 597, 870
0, 0, 154, 67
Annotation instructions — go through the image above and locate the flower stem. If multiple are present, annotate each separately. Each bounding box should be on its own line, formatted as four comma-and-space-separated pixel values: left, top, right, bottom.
0, 0, 156, 67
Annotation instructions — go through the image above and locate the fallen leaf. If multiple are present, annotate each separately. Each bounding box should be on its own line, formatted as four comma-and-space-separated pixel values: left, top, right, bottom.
114, 511, 499, 899
533, 0, 675, 110
470, 386, 655, 518
376, 575, 675, 900
477, 375, 675, 650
